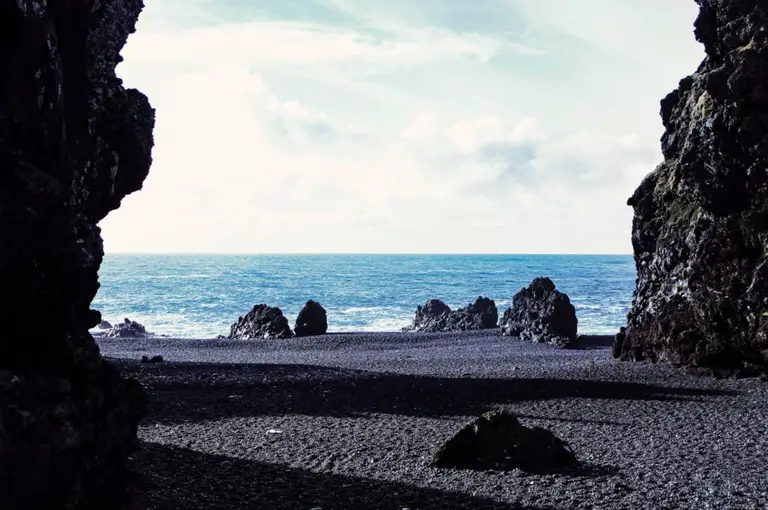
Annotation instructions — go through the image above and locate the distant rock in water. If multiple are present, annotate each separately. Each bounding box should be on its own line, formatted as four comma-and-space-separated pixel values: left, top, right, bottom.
98, 320, 113, 330
405, 297, 498, 333
618, 1, 768, 376
229, 305, 294, 340
294, 300, 328, 337
431, 410, 577, 472
104, 318, 152, 339
500, 278, 578, 348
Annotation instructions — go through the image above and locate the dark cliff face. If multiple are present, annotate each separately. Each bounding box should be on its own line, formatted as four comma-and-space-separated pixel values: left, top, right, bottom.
619, 0, 768, 375
0, 0, 153, 508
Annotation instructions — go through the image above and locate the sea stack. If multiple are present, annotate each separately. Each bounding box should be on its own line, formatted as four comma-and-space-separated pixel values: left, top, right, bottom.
618, 0, 768, 376
0, 1, 154, 508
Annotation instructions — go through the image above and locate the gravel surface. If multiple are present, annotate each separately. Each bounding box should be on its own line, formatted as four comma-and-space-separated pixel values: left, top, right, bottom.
100, 332, 768, 510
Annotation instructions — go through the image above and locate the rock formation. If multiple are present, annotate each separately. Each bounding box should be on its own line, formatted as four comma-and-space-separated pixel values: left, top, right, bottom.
405, 297, 498, 333
617, 0, 768, 376
102, 317, 152, 338
431, 410, 577, 472
500, 278, 578, 348
0, 1, 153, 508
229, 304, 294, 340
294, 300, 328, 337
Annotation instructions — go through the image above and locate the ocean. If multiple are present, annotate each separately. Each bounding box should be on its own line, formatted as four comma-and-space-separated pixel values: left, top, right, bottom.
92, 254, 636, 338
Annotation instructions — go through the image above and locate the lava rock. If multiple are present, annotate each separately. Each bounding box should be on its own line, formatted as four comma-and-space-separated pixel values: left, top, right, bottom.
98, 320, 113, 330
431, 410, 577, 472
294, 300, 328, 337
0, 1, 153, 507
141, 355, 164, 364
405, 297, 498, 333
500, 278, 578, 348
619, 0, 768, 375
229, 305, 294, 340
105, 318, 152, 338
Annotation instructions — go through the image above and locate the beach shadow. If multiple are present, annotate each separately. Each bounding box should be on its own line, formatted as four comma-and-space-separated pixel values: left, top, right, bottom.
124, 441, 553, 510
113, 361, 734, 425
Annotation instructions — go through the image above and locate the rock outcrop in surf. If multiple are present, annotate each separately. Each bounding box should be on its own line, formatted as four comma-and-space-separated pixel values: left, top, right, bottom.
405, 297, 498, 333
229, 304, 294, 339
294, 300, 328, 337
0, 1, 154, 507
617, 0, 768, 376
501, 278, 578, 348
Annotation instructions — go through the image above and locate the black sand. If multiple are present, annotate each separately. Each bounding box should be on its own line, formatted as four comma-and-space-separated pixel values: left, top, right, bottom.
100, 332, 768, 509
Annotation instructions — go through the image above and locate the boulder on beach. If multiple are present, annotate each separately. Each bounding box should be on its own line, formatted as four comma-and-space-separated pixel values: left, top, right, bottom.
104, 318, 153, 339
294, 300, 328, 337
229, 305, 294, 340
405, 297, 498, 333
98, 320, 113, 330
500, 278, 578, 348
431, 410, 577, 472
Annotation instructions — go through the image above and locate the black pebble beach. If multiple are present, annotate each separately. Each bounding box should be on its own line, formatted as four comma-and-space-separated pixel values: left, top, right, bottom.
100, 332, 768, 510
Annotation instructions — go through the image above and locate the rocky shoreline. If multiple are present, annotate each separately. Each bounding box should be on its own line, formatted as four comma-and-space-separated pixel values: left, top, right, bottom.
99, 332, 768, 510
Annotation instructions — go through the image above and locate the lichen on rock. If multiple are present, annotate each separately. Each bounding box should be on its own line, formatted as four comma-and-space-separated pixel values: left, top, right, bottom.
0, 0, 154, 508
618, 0, 768, 376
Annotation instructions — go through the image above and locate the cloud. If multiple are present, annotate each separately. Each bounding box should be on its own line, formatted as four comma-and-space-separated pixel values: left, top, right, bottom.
103, 0, 705, 254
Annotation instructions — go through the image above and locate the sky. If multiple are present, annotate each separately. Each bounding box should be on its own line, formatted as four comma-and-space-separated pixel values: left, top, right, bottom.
104, 0, 705, 254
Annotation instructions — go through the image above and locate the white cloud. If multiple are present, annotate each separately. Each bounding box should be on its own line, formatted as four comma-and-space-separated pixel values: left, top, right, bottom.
104, 0, 706, 254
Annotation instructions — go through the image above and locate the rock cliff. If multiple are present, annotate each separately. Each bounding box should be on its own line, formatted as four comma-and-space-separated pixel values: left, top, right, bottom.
617, 0, 768, 375
0, 1, 153, 508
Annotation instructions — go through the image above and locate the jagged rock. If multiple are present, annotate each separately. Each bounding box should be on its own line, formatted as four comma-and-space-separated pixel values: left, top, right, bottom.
431, 410, 577, 472
98, 320, 113, 330
500, 278, 578, 348
294, 300, 328, 337
0, 1, 153, 508
229, 305, 294, 340
463, 296, 499, 329
104, 317, 152, 338
619, 0, 768, 375
405, 297, 498, 333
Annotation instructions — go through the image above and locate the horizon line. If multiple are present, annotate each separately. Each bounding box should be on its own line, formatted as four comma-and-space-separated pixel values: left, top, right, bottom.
103, 252, 635, 256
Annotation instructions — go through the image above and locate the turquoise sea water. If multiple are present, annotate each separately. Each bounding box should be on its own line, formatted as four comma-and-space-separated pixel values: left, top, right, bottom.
92, 254, 636, 338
